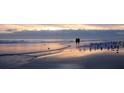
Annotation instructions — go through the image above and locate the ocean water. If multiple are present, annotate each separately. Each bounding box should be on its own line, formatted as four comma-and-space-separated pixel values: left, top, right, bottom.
0, 30, 124, 40
0, 38, 102, 43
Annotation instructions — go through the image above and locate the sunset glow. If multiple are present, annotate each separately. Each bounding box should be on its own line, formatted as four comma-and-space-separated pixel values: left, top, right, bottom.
0, 24, 124, 33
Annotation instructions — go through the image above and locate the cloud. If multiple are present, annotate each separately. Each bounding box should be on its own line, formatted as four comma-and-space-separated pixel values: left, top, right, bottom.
0, 24, 124, 33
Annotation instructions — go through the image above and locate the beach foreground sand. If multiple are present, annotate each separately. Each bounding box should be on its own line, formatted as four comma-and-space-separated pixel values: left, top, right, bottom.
0, 41, 124, 69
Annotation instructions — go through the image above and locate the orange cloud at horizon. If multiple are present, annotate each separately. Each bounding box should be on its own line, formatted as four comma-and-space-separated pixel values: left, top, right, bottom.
0, 24, 124, 33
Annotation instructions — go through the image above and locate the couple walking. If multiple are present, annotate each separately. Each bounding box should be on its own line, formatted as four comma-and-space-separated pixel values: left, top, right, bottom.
75, 38, 80, 45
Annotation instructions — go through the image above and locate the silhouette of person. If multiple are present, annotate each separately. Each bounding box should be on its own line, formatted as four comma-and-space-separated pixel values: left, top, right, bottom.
78, 38, 80, 44
75, 38, 80, 45
75, 38, 78, 45
76, 38, 80, 45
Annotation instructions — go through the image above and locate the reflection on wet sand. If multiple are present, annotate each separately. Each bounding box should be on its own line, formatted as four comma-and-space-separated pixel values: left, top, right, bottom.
56, 47, 102, 58
0, 43, 64, 54
0, 41, 124, 58
0, 41, 124, 68
55, 41, 124, 58
88, 41, 124, 54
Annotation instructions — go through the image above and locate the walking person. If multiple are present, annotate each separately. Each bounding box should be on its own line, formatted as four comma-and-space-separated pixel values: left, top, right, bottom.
75, 38, 78, 45
75, 38, 80, 45
77, 38, 80, 45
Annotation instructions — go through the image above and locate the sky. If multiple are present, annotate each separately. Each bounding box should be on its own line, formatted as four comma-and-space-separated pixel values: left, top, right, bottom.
0, 24, 124, 33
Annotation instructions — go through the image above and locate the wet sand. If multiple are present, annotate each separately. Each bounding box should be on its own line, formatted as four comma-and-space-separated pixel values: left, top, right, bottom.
0, 41, 124, 69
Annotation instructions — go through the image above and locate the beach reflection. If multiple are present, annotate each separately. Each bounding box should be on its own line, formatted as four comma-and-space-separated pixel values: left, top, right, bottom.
57, 47, 102, 58
0, 41, 124, 58
56, 41, 124, 58
0, 43, 64, 54
0, 41, 124, 68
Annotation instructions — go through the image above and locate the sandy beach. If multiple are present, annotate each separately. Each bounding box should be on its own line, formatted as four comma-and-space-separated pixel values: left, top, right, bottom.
0, 41, 124, 69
